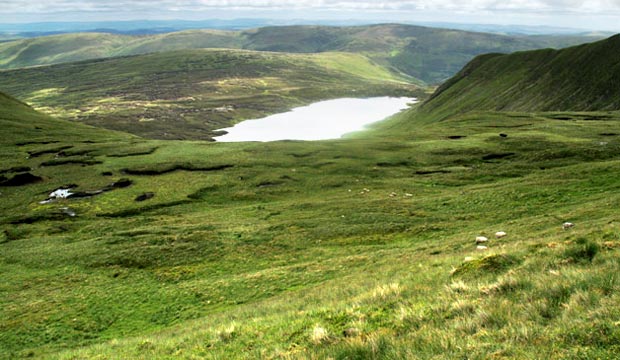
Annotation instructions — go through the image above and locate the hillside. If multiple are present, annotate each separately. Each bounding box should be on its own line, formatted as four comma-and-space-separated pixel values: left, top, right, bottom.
402, 34, 620, 126
0, 24, 606, 83
0, 49, 417, 140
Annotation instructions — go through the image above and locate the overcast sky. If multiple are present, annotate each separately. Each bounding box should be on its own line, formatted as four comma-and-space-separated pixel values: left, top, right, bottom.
1, 0, 620, 31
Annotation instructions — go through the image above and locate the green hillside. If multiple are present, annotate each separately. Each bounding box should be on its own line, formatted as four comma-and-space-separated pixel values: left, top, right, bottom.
0, 49, 417, 140
2, 35, 620, 359
0, 24, 606, 83
396, 34, 620, 127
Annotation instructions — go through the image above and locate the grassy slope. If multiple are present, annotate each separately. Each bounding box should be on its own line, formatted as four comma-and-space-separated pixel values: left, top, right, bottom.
0, 49, 418, 140
0, 24, 607, 83
2, 37, 620, 358
383, 34, 620, 131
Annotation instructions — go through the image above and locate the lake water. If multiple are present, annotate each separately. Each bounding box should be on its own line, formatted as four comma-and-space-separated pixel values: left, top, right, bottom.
214, 97, 416, 142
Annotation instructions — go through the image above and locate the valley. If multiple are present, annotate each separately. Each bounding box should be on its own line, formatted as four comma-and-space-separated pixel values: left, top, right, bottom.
1, 22, 620, 360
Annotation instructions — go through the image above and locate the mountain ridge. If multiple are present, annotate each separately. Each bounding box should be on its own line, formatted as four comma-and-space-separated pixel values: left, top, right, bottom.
412, 33, 620, 124
0, 24, 607, 83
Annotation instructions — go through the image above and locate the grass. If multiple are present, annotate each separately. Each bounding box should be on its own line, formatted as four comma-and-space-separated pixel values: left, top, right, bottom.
0, 49, 419, 140
416, 34, 620, 123
2, 82, 620, 358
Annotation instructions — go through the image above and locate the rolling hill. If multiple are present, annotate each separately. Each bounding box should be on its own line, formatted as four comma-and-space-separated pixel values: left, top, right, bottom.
0, 24, 607, 83
0, 49, 417, 140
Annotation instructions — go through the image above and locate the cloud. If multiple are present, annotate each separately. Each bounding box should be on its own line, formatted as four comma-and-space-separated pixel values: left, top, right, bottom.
2, 0, 620, 14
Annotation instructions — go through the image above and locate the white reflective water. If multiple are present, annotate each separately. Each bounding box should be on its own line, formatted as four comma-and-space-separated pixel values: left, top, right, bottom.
214, 97, 416, 142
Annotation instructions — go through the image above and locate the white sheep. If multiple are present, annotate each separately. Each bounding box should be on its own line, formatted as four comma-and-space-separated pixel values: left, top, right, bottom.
475, 236, 488, 244
562, 222, 575, 230
495, 231, 507, 239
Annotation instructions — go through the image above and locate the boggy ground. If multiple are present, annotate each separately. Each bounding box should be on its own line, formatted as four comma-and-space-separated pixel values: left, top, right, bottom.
2, 99, 620, 358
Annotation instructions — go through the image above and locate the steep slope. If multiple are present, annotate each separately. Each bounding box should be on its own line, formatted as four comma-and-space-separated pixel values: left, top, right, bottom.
413, 34, 620, 123
0, 49, 417, 140
0, 24, 606, 83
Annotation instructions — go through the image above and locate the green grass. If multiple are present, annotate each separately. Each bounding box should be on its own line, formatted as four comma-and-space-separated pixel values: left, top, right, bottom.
415, 34, 620, 124
0, 49, 419, 140
2, 83, 620, 358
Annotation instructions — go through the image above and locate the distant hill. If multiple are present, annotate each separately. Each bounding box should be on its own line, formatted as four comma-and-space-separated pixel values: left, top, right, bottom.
0, 49, 416, 140
0, 24, 607, 83
416, 34, 620, 122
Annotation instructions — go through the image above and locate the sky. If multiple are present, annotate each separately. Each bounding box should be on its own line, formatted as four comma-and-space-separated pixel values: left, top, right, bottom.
1, 0, 620, 31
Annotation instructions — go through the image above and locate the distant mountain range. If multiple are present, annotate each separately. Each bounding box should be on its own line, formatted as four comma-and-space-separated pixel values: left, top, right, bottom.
0, 24, 609, 84
0, 19, 611, 37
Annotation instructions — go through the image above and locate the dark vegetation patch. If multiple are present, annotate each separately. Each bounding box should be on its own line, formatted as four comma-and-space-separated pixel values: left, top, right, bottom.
0, 172, 43, 186
563, 237, 600, 264
8, 210, 77, 225
15, 140, 60, 146
482, 152, 515, 161
415, 170, 451, 175
105, 178, 133, 189
135, 192, 155, 202
97, 200, 193, 218
482, 123, 533, 128
122, 163, 233, 175
288, 152, 317, 158
101, 171, 113, 176
257, 181, 284, 188
107, 147, 159, 157
0, 166, 32, 174
40, 158, 103, 167
186, 185, 222, 200
376, 160, 413, 167
57, 149, 95, 157
27, 145, 73, 158
600, 133, 618, 136
447, 135, 466, 139
499, 133, 508, 138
